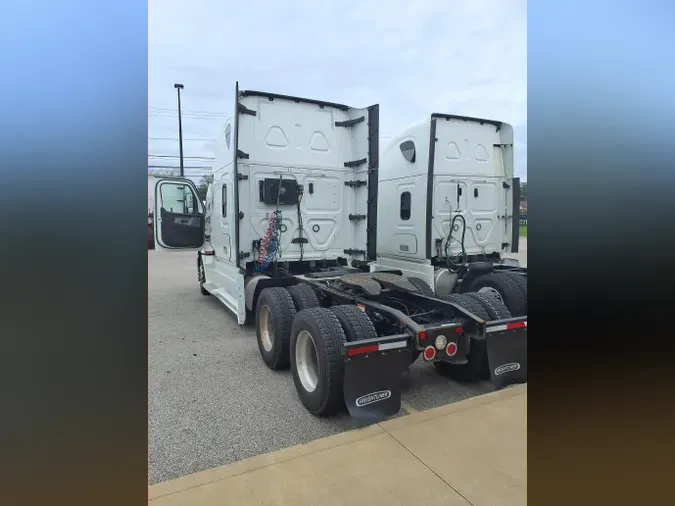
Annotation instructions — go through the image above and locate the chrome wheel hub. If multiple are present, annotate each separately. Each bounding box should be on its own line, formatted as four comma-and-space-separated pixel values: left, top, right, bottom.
259, 305, 274, 352
477, 286, 504, 305
296, 330, 319, 393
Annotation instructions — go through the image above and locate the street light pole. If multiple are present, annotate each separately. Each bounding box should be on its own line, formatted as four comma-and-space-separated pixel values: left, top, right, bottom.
174, 83, 185, 177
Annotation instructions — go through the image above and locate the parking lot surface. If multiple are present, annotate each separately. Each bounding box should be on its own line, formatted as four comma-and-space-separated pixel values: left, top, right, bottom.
149, 243, 526, 484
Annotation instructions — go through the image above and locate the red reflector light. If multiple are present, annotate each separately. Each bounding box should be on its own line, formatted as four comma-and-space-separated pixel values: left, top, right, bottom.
455, 327, 462, 334
347, 344, 378, 357
506, 321, 526, 330
418, 331, 426, 341
423, 346, 436, 361
446, 342, 458, 357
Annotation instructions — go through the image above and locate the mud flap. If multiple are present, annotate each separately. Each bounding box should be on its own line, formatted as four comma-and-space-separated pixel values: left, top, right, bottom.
343, 335, 411, 425
485, 319, 528, 389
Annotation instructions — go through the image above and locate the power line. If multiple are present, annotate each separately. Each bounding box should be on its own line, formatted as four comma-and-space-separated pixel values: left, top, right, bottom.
149, 107, 230, 116
149, 110, 231, 121
149, 154, 214, 160
148, 164, 212, 169
149, 111, 229, 119
149, 136, 215, 141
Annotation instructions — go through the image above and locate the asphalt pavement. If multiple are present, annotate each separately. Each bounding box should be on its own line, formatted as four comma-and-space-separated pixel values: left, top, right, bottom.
149, 240, 527, 484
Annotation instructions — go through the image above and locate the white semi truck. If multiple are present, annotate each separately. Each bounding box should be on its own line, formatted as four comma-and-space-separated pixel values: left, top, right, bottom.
371, 113, 527, 317
151, 84, 527, 424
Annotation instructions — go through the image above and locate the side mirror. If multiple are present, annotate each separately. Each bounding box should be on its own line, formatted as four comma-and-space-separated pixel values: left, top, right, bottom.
399, 140, 416, 163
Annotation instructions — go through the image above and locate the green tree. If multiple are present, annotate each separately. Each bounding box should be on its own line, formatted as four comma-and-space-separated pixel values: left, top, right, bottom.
196, 175, 213, 201
520, 182, 527, 199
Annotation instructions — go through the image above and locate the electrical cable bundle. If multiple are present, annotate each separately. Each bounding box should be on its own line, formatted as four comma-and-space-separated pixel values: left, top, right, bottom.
296, 186, 305, 262
444, 213, 468, 273
254, 210, 283, 272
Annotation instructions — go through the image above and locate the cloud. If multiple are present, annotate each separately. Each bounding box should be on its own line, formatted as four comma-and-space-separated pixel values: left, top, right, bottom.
149, 0, 527, 180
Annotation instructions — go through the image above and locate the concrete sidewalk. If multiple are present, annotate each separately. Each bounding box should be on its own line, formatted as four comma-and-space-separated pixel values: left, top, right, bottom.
149, 384, 527, 506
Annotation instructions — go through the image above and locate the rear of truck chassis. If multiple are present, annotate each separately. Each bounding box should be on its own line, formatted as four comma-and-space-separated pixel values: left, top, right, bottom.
254, 272, 527, 424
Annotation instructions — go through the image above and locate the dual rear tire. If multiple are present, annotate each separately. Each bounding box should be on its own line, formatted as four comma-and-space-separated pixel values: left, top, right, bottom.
466, 271, 527, 316
255, 284, 320, 370
435, 292, 512, 381
255, 286, 376, 416
291, 305, 376, 415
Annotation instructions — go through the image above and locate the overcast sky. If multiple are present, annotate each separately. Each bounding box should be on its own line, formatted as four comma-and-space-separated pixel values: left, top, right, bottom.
149, 0, 527, 182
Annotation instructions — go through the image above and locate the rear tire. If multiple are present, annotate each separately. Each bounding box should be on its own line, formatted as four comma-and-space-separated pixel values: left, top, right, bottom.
441, 293, 490, 321
290, 307, 347, 416
256, 287, 297, 370
467, 272, 527, 316
435, 294, 490, 381
330, 305, 377, 342
499, 272, 527, 307
464, 292, 512, 320
407, 276, 435, 297
286, 284, 320, 311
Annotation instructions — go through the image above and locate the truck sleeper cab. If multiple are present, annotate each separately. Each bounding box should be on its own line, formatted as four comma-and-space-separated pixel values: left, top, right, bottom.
371, 113, 527, 317
151, 87, 527, 424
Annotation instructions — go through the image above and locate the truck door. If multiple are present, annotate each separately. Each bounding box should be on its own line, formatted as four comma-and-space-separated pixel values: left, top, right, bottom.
210, 175, 233, 262
153, 178, 205, 251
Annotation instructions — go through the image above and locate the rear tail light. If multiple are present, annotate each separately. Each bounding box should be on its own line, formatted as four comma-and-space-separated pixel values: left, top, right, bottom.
423, 346, 436, 361
446, 342, 458, 357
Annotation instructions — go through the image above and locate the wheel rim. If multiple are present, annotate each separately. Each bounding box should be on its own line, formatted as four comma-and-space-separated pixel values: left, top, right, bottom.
296, 330, 319, 393
200, 263, 205, 283
259, 305, 274, 352
477, 287, 504, 304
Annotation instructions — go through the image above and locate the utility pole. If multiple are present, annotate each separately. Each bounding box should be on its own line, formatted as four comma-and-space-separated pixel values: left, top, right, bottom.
174, 83, 185, 177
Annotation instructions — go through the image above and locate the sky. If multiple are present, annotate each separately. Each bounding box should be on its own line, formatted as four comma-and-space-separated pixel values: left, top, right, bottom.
148, 0, 527, 183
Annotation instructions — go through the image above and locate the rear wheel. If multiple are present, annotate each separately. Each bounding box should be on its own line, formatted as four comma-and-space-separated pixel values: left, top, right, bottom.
290, 307, 347, 416
435, 294, 490, 381
286, 284, 320, 311
464, 292, 512, 320
442, 293, 490, 321
499, 272, 527, 309
407, 276, 435, 297
330, 305, 377, 342
467, 272, 527, 316
256, 287, 297, 370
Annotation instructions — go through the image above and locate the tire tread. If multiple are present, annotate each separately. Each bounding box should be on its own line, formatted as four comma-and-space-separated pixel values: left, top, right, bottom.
330, 305, 377, 342
407, 276, 435, 297
257, 287, 297, 370
287, 284, 320, 311
291, 307, 347, 416
465, 292, 512, 320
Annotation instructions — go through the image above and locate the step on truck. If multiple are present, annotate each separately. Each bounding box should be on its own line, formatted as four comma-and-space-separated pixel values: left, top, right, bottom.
371, 113, 527, 318
151, 84, 527, 424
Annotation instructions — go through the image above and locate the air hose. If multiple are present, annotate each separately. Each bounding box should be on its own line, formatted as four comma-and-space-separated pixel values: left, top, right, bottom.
255, 175, 286, 272
444, 213, 467, 273
255, 211, 283, 272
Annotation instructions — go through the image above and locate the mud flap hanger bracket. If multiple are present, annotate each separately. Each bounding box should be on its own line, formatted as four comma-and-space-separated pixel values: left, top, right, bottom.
342, 333, 411, 358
